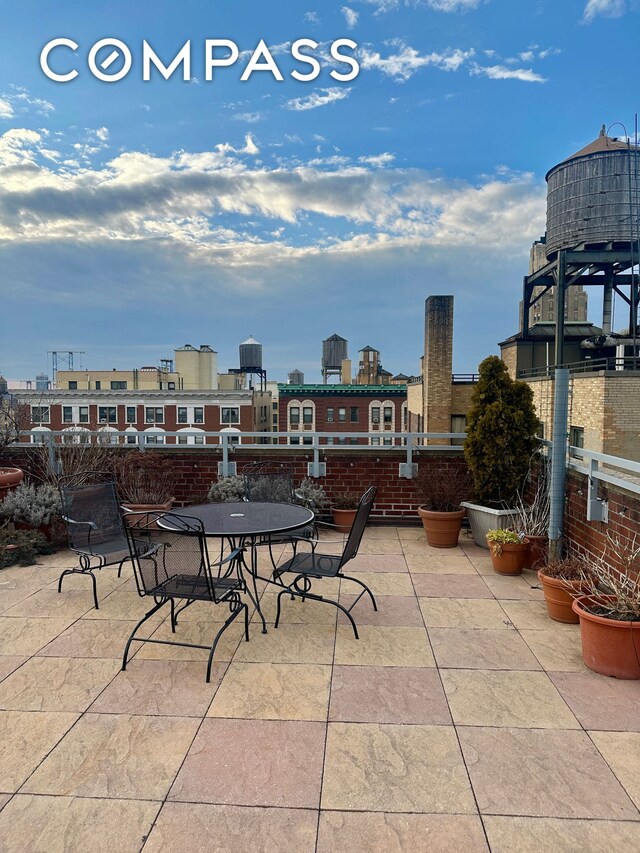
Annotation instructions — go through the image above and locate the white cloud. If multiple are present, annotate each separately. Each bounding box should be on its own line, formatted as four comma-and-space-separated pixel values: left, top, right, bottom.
0, 98, 14, 120
0, 88, 54, 120
583, 0, 625, 21
232, 112, 264, 123
359, 153, 395, 166
341, 6, 359, 28
285, 87, 351, 111
364, 0, 481, 12
470, 63, 546, 83
304, 11, 320, 23
95, 127, 109, 142
360, 44, 475, 81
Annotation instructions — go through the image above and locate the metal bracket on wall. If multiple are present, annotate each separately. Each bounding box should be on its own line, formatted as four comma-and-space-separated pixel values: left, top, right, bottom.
218, 461, 237, 478
307, 461, 326, 478
586, 459, 608, 523
399, 463, 417, 479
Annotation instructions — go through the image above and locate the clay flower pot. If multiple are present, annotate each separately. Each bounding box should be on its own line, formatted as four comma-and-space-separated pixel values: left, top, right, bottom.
488, 539, 530, 575
417, 507, 465, 548
122, 499, 174, 527
524, 535, 548, 570
331, 507, 357, 535
537, 570, 590, 624
0, 466, 24, 497
572, 595, 640, 679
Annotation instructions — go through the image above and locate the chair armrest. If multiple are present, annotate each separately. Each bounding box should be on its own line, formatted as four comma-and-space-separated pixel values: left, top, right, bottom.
62, 516, 97, 530
211, 547, 244, 567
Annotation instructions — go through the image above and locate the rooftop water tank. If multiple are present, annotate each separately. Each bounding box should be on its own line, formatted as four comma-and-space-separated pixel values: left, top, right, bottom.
239, 336, 263, 371
322, 334, 348, 370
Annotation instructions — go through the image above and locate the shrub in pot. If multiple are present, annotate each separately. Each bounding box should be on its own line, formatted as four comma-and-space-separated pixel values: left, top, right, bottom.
486, 528, 529, 576
414, 463, 471, 548
115, 453, 175, 514
512, 455, 551, 569
330, 490, 361, 534
0, 481, 62, 539
537, 556, 592, 624
207, 476, 245, 503
0, 527, 55, 569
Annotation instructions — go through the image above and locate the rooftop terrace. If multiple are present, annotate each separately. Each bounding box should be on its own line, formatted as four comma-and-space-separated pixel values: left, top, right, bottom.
0, 529, 639, 851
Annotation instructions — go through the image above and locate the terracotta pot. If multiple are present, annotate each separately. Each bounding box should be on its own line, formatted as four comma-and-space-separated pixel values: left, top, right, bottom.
524, 535, 548, 570
0, 466, 23, 497
417, 507, 465, 548
487, 539, 530, 575
122, 499, 174, 528
572, 595, 640, 679
537, 570, 591, 624
331, 507, 357, 535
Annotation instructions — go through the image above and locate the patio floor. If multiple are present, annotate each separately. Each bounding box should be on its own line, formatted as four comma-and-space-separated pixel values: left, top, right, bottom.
0, 527, 639, 852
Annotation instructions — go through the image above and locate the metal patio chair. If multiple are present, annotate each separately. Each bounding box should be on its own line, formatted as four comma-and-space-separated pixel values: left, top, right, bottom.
272, 485, 378, 638
122, 511, 249, 682
58, 471, 143, 609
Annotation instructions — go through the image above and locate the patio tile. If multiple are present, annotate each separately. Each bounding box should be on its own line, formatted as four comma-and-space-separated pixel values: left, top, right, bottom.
0, 710, 78, 791
484, 815, 640, 852
339, 594, 423, 626
0, 586, 39, 615
397, 527, 430, 541
89, 660, 227, 717
144, 802, 317, 853
233, 623, 335, 665
322, 722, 476, 813
549, 671, 640, 731
3, 589, 96, 620
208, 662, 331, 721
0, 794, 10, 811
169, 718, 325, 808
362, 526, 400, 539
334, 626, 434, 667
458, 726, 638, 819
346, 554, 408, 572
317, 812, 488, 853
404, 553, 476, 574
253, 593, 338, 625
419, 597, 510, 629
441, 670, 580, 728
411, 574, 492, 599
136, 619, 245, 662
37, 619, 147, 659
482, 574, 544, 601
429, 628, 542, 670
50, 569, 129, 595
520, 626, 586, 672
0, 617, 75, 656
342, 571, 413, 597
400, 539, 449, 554
501, 600, 554, 629
589, 731, 640, 809
0, 794, 158, 853
0, 656, 27, 682
0, 657, 120, 712
80, 591, 153, 621
23, 713, 199, 800
355, 540, 403, 555
329, 665, 450, 724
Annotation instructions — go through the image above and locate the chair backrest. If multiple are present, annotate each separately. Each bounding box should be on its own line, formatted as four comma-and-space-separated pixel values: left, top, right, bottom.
59, 472, 125, 550
124, 510, 218, 599
243, 461, 295, 504
339, 485, 377, 569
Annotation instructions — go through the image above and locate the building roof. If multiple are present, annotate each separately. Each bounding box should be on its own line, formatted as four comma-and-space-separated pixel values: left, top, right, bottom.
240, 336, 261, 346
324, 333, 347, 342
499, 322, 603, 346
546, 127, 639, 180
359, 345, 378, 353
278, 384, 407, 396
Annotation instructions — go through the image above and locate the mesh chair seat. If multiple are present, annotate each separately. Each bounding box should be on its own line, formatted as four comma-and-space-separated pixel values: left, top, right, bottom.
151, 573, 242, 601
276, 551, 341, 578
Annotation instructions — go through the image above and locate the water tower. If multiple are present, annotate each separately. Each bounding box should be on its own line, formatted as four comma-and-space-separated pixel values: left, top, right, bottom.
322, 334, 348, 383
288, 369, 304, 385
230, 335, 267, 390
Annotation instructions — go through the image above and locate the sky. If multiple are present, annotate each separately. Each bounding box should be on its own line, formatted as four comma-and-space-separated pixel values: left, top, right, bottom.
1, 0, 639, 382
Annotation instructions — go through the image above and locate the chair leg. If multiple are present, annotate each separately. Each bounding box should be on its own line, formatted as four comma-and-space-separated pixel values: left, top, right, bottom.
58, 567, 100, 610
122, 599, 168, 671
206, 603, 247, 683
170, 598, 177, 633
275, 580, 360, 638
341, 574, 378, 612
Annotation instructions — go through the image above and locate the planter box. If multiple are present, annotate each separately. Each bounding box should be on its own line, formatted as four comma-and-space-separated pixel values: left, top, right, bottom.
460, 501, 518, 549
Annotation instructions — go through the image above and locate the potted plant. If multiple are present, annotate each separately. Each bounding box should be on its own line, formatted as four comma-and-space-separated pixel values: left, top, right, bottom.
415, 462, 471, 548
0, 394, 28, 496
115, 452, 175, 514
0, 481, 62, 540
295, 477, 328, 513
461, 356, 539, 547
0, 527, 56, 569
571, 534, 640, 679
486, 528, 530, 575
512, 455, 551, 569
207, 475, 245, 503
330, 490, 361, 534
537, 556, 592, 623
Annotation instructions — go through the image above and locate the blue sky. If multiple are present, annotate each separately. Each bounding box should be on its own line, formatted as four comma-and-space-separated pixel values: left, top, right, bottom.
1, 0, 639, 382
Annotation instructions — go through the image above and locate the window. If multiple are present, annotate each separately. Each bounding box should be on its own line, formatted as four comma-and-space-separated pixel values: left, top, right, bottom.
451, 415, 466, 447
62, 406, 73, 424
177, 407, 188, 424
338, 407, 346, 423
302, 436, 313, 445
145, 407, 164, 424
194, 407, 204, 424
536, 421, 545, 439
289, 406, 300, 426
68, 381, 77, 390
383, 406, 393, 425
167, 382, 176, 390
31, 406, 50, 424
145, 434, 164, 445
272, 401, 278, 410
95, 381, 101, 390
350, 437, 359, 445
194, 434, 204, 445
350, 407, 359, 423
326, 407, 334, 423
326, 436, 334, 445
289, 436, 300, 445
383, 436, 393, 446
570, 426, 584, 449
303, 406, 313, 425
272, 414, 278, 425
126, 433, 138, 445
98, 406, 117, 424
221, 407, 240, 424
79, 407, 89, 423
371, 406, 380, 424
126, 406, 136, 424
110, 381, 127, 390
370, 436, 380, 446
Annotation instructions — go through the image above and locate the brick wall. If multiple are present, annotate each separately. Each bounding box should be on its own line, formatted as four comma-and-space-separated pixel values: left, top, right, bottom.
423, 296, 453, 443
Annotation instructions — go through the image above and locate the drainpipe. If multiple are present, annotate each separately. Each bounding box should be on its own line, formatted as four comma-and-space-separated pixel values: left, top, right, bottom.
548, 368, 569, 558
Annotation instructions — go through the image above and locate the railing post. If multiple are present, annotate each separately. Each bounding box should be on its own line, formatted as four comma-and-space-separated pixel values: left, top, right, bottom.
549, 368, 570, 557
586, 457, 608, 523
399, 434, 416, 478
46, 431, 58, 477
308, 433, 325, 478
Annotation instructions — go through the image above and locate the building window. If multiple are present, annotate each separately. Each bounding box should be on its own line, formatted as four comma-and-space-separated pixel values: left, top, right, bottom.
95, 381, 101, 390
194, 407, 204, 424
302, 436, 313, 445
537, 421, 545, 439
371, 406, 380, 424
68, 381, 77, 390
338, 407, 346, 423
272, 401, 278, 410
32, 406, 50, 424
350, 437, 359, 445
289, 406, 300, 426
570, 426, 584, 449
370, 436, 380, 446
326, 407, 334, 423
383, 436, 393, 446
289, 436, 300, 445
167, 382, 176, 390
98, 406, 117, 424
383, 406, 393, 425
221, 407, 240, 424
451, 415, 466, 447
177, 407, 188, 424
303, 406, 313, 425
272, 414, 278, 425
62, 406, 73, 424
145, 407, 164, 424
110, 381, 127, 390
79, 406, 89, 424
194, 434, 204, 445
126, 406, 136, 424
145, 434, 164, 445
350, 407, 359, 423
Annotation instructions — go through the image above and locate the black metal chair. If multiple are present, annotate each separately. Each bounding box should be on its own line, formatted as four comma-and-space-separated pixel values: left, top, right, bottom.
58, 471, 142, 609
122, 511, 249, 682
272, 486, 378, 638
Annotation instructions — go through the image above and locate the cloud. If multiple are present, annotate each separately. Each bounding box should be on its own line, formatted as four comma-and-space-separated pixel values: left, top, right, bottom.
0, 99, 14, 120
470, 63, 546, 83
364, 0, 482, 12
360, 43, 475, 81
304, 11, 320, 23
583, 0, 625, 21
285, 87, 352, 111
341, 6, 359, 28
0, 87, 54, 120
359, 153, 395, 166
232, 112, 264, 123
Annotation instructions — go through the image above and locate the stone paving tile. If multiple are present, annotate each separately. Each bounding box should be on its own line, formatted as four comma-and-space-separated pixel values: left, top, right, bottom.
430, 628, 542, 670
208, 662, 331, 721
458, 726, 639, 819
519, 625, 586, 672
136, 618, 245, 663
330, 665, 451, 724
345, 554, 408, 572
0, 657, 120, 712
0, 710, 78, 791
0, 617, 76, 656
405, 553, 477, 574
0, 656, 27, 682
482, 574, 544, 601
2, 589, 96, 620
589, 731, 640, 810
89, 660, 226, 717
411, 574, 493, 599
334, 625, 434, 667
317, 812, 489, 853
341, 571, 413, 597
361, 527, 400, 540
549, 671, 640, 731
0, 794, 10, 811
338, 594, 423, 627
23, 713, 199, 800
144, 802, 318, 853
79, 590, 153, 621
483, 815, 640, 852
419, 597, 510, 629
441, 670, 580, 729
37, 619, 149, 660
169, 718, 325, 808
233, 623, 335, 665
254, 593, 338, 625
500, 600, 555, 630
0, 794, 159, 853
322, 722, 476, 813
355, 540, 404, 555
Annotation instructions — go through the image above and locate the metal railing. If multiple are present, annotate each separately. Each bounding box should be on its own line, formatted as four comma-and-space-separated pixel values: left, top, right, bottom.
519, 356, 640, 380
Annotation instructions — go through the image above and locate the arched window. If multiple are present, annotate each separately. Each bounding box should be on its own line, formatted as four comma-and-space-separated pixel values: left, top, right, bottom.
177, 427, 205, 446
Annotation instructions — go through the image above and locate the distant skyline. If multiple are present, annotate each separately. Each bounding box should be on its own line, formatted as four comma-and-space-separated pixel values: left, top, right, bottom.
1, 0, 638, 382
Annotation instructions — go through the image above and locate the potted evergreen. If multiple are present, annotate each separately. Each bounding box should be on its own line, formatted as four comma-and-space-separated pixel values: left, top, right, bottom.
415, 462, 471, 548
0, 481, 62, 540
461, 356, 539, 547
207, 476, 245, 503
486, 528, 529, 575
330, 490, 361, 534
